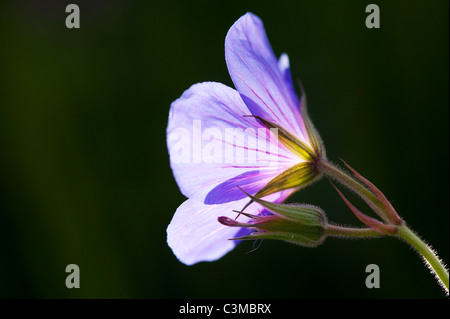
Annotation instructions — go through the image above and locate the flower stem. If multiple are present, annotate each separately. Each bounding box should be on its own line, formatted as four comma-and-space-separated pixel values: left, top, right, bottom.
396, 225, 449, 295
318, 159, 449, 295
317, 159, 395, 224
326, 224, 383, 238
317, 160, 380, 206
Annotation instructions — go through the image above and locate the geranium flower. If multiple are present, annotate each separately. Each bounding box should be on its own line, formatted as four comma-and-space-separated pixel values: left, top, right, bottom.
166, 12, 325, 265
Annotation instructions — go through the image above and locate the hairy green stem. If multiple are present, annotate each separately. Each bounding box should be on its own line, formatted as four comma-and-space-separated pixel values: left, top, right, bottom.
317, 159, 449, 295
317, 160, 380, 207
396, 225, 449, 295
326, 224, 383, 238
318, 160, 397, 225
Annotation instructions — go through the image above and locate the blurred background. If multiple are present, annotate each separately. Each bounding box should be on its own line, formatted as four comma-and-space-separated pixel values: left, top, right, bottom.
0, 0, 448, 298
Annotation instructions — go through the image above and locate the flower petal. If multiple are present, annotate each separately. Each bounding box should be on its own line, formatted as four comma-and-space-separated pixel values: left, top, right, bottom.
167, 81, 297, 202
204, 170, 277, 204
166, 190, 293, 265
225, 13, 310, 144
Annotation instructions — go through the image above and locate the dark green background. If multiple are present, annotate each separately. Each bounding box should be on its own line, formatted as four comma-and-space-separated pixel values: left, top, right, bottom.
0, 0, 448, 298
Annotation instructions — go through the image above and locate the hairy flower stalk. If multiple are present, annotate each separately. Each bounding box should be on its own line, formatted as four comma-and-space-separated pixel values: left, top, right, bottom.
396, 226, 449, 295
315, 159, 449, 294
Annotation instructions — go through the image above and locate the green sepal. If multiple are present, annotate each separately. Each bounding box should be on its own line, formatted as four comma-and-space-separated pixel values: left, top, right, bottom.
254, 162, 320, 199
296, 82, 326, 161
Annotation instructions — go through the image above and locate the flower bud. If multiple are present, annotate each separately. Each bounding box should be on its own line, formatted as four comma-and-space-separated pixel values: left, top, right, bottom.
218, 194, 327, 247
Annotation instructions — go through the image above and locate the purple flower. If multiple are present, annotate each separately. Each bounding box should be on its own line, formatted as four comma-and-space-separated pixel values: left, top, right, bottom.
166, 13, 324, 265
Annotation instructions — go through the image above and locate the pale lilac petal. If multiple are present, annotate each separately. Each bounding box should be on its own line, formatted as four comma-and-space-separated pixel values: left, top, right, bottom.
204, 170, 277, 204
167, 81, 297, 202
225, 13, 309, 144
167, 190, 293, 265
